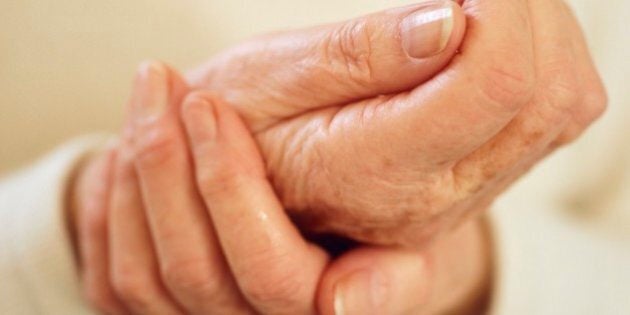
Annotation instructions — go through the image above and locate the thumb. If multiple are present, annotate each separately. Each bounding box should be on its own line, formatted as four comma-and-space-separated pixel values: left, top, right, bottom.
317, 247, 431, 315
317, 219, 492, 315
187, 0, 466, 131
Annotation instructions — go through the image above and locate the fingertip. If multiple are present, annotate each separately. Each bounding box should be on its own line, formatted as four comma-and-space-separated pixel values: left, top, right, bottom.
137, 59, 166, 77
160, 62, 190, 103
135, 60, 182, 91
181, 92, 219, 146
129, 60, 171, 126
181, 92, 264, 174
181, 91, 216, 116
400, 0, 466, 60
132, 59, 189, 118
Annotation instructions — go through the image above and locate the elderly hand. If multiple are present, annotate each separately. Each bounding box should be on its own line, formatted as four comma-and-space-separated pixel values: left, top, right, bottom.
186, 0, 607, 246
71, 63, 491, 315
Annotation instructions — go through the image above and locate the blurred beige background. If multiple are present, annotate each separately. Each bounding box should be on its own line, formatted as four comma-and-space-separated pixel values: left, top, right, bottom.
0, 0, 420, 175
1, 0, 629, 236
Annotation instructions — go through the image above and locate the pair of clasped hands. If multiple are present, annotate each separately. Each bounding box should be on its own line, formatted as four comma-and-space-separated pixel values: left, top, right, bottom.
71, 0, 607, 314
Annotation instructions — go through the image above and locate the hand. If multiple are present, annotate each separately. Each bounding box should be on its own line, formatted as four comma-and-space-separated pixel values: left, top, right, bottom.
187, 0, 607, 246
71, 62, 491, 314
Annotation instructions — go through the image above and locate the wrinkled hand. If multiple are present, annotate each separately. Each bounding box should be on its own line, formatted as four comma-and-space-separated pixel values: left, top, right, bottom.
71, 64, 491, 314
187, 0, 607, 245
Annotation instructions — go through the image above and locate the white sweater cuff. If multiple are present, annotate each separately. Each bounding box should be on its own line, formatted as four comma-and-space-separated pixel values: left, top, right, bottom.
0, 136, 110, 315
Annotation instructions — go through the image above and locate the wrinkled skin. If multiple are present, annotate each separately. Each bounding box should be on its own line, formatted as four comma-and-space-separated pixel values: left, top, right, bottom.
69, 0, 607, 312
186, 0, 607, 245
73, 64, 491, 315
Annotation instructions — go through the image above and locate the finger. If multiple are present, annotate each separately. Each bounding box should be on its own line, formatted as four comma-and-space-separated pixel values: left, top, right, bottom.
130, 61, 251, 314
317, 247, 430, 315
300, 0, 536, 198
109, 72, 184, 314
554, 1, 607, 145
263, 0, 536, 245
356, 0, 536, 163
452, 0, 580, 194
109, 139, 184, 315
75, 144, 128, 314
187, 0, 466, 131
181, 92, 329, 315
317, 219, 491, 315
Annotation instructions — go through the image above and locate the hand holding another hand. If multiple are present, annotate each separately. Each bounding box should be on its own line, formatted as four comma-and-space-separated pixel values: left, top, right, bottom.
69, 0, 607, 312
186, 0, 606, 245
72, 63, 491, 314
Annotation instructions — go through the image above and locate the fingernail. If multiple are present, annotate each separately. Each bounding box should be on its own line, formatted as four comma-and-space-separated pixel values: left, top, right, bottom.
401, 1, 454, 59
134, 60, 169, 123
334, 269, 388, 315
182, 94, 218, 142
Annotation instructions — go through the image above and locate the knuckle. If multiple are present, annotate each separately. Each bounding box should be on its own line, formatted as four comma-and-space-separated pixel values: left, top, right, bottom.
161, 259, 223, 299
539, 77, 581, 119
550, 78, 581, 109
580, 83, 608, 123
132, 122, 179, 170
555, 84, 608, 146
554, 123, 582, 146
539, 55, 581, 112
321, 19, 376, 86
477, 60, 535, 110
